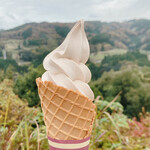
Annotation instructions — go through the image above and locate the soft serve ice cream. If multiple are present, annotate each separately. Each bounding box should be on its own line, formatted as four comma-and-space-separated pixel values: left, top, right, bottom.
42, 20, 94, 100
36, 20, 96, 145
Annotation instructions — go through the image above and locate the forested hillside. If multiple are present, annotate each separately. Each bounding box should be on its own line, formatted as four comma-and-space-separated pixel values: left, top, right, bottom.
1, 19, 150, 51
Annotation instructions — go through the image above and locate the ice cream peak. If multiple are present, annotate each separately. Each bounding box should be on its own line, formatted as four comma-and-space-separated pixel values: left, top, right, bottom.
42, 20, 94, 100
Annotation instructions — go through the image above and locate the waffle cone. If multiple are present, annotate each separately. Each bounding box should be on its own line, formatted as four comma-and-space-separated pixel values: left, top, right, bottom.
36, 78, 96, 140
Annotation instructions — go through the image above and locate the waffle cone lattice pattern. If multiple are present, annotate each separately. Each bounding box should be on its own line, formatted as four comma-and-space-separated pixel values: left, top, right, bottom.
36, 78, 96, 140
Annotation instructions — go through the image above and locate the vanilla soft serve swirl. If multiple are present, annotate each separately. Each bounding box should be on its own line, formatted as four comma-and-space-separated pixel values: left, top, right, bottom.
42, 20, 94, 100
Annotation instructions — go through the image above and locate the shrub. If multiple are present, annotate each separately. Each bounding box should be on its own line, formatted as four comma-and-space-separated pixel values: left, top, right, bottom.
13, 65, 45, 106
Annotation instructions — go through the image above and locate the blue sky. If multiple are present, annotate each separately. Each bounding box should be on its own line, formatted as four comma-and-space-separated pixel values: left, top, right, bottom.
0, 0, 150, 29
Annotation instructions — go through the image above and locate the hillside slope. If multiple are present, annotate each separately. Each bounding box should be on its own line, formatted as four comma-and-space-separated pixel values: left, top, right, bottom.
0, 19, 150, 51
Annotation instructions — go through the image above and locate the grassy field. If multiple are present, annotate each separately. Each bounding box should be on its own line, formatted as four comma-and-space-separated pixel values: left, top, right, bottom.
2, 39, 36, 66
90, 49, 128, 64
4, 40, 22, 51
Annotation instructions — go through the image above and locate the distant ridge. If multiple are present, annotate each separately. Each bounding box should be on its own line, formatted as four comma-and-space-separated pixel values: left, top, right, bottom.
0, 19, 150, 51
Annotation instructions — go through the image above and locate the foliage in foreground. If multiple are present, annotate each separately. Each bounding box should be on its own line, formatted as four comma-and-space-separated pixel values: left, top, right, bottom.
90, 67, 150, 118
90, 97, 150, 150
0, 79, 49, 150
0, 79, 150, 150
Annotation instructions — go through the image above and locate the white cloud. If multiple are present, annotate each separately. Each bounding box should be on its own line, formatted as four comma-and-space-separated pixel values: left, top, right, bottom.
0, 0, 150, 29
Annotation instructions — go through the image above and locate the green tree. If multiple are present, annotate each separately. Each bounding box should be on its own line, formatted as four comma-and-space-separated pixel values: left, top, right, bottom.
55, 26, 70, 37
32, 51, 49, 67
5, 65, 16, 80
92, 68, 150, 118
22, 28, 32, 39
13, 65, 45, 106
18, 44, 21, 50
0, 59, 18, 70
87, 61, 100, 80
0, 50, 2, 57
28, 40, 46, 46
101, 44, 105, 51
19, 51, 33, 61
90, 33, 114, 45
0, 69, 4, 82
23, 40, 27, 46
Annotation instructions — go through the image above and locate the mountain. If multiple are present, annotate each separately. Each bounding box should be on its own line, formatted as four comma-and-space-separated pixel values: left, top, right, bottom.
0, 19, 150, 52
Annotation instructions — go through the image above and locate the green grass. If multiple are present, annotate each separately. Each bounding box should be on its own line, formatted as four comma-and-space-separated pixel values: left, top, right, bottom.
1, 39, 38, 66
90, 49, 127, 64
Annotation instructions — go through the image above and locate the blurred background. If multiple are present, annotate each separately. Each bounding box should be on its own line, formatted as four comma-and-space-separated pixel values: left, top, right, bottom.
0, 0, 150, 149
